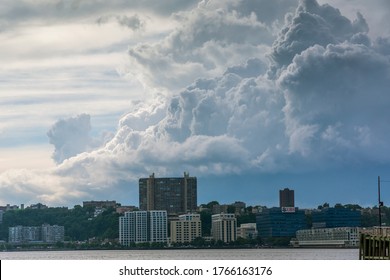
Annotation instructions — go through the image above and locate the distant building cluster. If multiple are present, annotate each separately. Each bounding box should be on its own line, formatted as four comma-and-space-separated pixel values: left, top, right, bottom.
117, 172, 365, 247
83, 200, 117, 209
2, 172, 369, 248
120, 173, 200, 245
8, 224, 65, 244
0, 203, 54, 212
212, 201, 246, 216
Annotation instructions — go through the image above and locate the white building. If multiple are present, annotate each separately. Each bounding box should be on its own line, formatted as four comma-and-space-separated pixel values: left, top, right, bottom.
119, 210, 167, 245
9, 224, 64, 243
211, 213, 237, 243
41, 224, 65, 243
293, 227, 360, 247
170, 213, 202, 244
237, 223, 258, 239
149, 210, 168, 243
8, 226, 24, 243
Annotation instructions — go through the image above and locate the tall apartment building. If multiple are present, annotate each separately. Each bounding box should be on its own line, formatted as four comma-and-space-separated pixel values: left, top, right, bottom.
149, 210, 168, 243
8, 226, 24, 243
119, 210, 167, 246
279, 188, 295, 208
170, 213, 202, 244
139, 172, 197, 214
211, 213, 237, 243
41, 224, 65, 243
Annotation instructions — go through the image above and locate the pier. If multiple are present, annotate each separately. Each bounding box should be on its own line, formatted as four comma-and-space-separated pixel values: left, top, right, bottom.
359, 227, 390, 260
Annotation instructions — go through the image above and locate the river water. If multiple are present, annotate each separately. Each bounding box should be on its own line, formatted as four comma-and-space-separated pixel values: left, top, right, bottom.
0, 248, 359, 260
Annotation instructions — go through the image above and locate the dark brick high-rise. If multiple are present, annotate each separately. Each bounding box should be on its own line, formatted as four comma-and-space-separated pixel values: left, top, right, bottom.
279, 188, 295, 208
139, 172, 197, 215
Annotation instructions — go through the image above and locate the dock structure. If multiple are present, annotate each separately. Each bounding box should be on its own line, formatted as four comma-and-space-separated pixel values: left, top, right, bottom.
359, 227, 390, 260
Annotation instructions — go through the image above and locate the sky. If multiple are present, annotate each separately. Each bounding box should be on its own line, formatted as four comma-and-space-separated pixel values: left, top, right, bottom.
1, 0, 390, 209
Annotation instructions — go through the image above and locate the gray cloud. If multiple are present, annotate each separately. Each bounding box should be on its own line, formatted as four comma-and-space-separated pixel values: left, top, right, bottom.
280, 42, 390, 161
96, 14, 144, 30
0, 0, 199, 24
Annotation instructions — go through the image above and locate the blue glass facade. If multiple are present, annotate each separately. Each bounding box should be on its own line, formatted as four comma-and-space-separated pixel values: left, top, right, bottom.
256, 208, 308, 238
311, 207, 361, 228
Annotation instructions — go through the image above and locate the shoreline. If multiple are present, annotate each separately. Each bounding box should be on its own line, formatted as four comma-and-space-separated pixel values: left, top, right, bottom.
2, 245, 358, 253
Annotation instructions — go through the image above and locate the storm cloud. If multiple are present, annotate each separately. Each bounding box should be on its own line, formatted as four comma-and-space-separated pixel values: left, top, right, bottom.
1, 0, 390, 206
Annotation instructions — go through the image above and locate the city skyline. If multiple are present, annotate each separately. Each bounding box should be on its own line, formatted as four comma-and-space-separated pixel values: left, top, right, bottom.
1, 0, 390, 208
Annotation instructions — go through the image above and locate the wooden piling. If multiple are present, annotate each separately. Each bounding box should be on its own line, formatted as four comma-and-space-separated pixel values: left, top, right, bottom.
360, 231, 390, 260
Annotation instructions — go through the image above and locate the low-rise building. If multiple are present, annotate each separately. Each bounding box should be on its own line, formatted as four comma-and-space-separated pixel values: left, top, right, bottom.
170, 213, 202, 244
28, 203, 48, 210
292, 227, 360, 247
83, 200, 117, 209
237, 223, 258, 239
116, 206, 137, 214
311, 207, 361, 228
256, 207, 307, 238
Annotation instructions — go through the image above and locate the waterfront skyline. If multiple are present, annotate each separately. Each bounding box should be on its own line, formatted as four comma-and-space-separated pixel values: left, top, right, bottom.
1, 0, 390, 208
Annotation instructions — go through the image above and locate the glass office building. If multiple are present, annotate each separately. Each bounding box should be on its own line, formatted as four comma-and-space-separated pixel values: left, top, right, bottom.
311, 207, 361, 228
256, 207, 307, 238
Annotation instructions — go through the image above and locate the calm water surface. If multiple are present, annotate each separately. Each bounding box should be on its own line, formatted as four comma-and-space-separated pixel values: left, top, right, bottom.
0, 248, 359, 260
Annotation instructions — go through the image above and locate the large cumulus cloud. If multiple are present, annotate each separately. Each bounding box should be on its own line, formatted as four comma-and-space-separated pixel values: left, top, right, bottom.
269, 0, 369, 77
47, 114, 99, 164
1, 0, 390, 206
280, 42, 390, 162
126, 0, 296, 90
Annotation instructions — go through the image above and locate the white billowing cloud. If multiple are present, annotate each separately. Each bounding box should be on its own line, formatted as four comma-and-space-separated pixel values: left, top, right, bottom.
127, 0, 289, 90
2, 0, 390, 206
94, 0, 390, 174
270, 1, 390, 163
47, 114, 99, 164
269, 0, 369, 77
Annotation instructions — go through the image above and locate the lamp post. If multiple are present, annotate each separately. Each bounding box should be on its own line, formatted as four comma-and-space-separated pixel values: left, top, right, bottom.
378, 176, 384, 232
